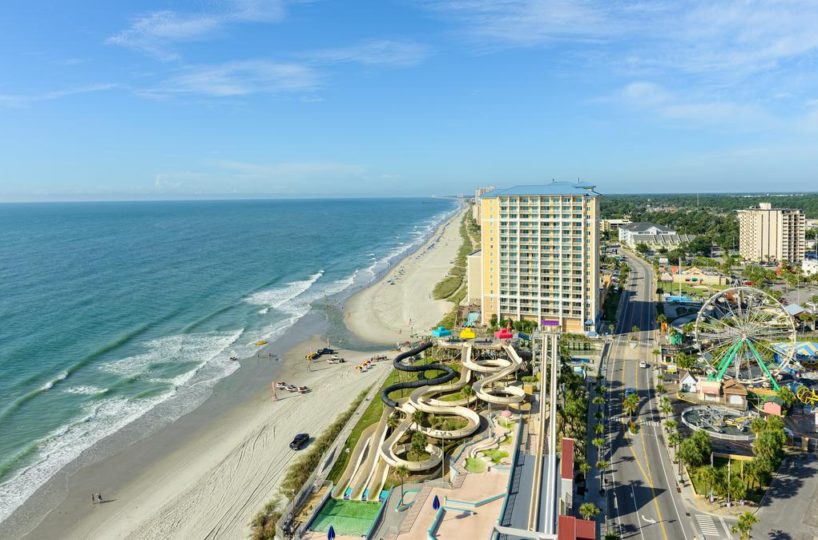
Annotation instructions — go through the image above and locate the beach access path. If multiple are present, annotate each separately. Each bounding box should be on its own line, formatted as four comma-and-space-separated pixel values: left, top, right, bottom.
344, 207, 466, 345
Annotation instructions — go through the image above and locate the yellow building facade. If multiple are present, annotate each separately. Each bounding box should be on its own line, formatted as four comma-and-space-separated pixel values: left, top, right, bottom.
480, 182, 600, 334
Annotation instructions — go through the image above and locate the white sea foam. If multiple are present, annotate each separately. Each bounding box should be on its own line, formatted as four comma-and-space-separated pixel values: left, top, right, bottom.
0, 328, 243, 525
99, 330, 242, 379
245, 271, 323, 314
39, 371, 68, 391
63, 385, 106, 396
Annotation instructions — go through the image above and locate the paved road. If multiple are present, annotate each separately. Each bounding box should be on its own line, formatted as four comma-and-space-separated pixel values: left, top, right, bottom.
755, 453, 818, 540
603, 253, 735, 540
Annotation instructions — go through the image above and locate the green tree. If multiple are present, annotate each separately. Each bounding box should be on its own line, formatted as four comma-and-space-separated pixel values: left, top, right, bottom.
696, 466, 718, 498
578, 502, 600, 521
579, 461, 591, 480
777, 386, 796, 409
676, 352, 696, 371
596, 459, 609, 489
395, 465, 409, 502
387, 413, 400, 432
636, 242, 649, 255
462, 384, 475, 410
731, 512, 758, 540
410, 431, 427, 456
660, 397, 672, 419
623, 393, 640, 417
664, 419, 678, 433
595, 423, 605, 435
412, 410, 425, 430
679, 431, 711, 468
592, 437, 605, 452
728, 475, 747, 503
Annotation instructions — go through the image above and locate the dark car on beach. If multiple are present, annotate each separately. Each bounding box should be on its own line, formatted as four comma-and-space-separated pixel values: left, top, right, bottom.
290, 433, 310, 450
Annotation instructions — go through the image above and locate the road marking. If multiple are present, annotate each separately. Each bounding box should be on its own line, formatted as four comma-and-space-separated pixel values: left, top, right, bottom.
719, 517, 734, 539
642, 515, 656, 524
695, 514, 721, 537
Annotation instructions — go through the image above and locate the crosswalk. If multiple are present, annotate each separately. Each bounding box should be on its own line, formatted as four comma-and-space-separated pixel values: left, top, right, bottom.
695, 514, 721, 538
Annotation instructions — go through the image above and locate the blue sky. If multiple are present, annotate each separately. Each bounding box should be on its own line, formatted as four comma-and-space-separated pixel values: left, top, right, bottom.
2, 0, 818, 200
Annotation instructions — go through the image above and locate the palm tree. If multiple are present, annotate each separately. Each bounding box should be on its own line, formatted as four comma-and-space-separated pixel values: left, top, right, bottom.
731, 512, 758, 540
596, 459, 609, 492
696, 466, 718, 500
578, 502, 600, 521
410, 431, 427, 456
387, 413, 400, 432
623, 393, 640, 417
412, 410, 425, 430
395, 465, 409, 503
656, 383, 666, 394
660, 397, 672, 419
592, 395, 605, 407
592, 437, 605, 453
579, 462, 591, 481
462, 384, 475, 410
595, 423, 605, 435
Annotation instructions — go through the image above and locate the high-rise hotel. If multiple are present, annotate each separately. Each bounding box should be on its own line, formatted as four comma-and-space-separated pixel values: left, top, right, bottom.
477, 181, 600, 334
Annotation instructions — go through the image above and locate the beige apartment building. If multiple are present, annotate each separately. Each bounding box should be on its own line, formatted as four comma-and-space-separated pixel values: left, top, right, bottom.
738, 202, 806, 262
472, 185, 495, 223
479, 182, 600, 334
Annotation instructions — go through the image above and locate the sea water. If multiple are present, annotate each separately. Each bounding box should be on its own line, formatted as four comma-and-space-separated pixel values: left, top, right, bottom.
0, 197, 456, 523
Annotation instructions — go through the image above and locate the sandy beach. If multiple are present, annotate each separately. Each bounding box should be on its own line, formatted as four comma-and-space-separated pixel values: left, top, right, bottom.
7, 205, 465, 540
344, 207, 466, 344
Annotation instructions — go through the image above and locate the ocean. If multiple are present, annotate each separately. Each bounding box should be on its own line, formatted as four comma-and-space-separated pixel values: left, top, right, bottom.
0, 197, 457, 523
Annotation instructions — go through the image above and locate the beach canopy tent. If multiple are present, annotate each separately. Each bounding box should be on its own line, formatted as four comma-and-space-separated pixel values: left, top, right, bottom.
459, 328, 476, 339
463, 312, 480, 327
432, 326, 452, 337
495, 328, 514, 340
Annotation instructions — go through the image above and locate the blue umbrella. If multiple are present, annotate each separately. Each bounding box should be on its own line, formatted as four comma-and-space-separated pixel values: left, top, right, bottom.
432, 495, 440, 510
328, 525, 335, 540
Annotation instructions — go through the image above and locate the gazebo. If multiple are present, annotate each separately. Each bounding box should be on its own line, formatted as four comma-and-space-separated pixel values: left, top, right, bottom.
495, 328, 513, 340
459, 328, 476, 339
431, 326, 452, 337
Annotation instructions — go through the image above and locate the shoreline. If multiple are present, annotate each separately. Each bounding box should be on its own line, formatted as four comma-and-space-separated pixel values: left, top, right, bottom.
2, 203, 465, 539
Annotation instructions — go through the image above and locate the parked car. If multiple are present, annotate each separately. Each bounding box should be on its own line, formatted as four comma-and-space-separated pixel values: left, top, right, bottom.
639, 360, 649, 368
289, 433, 310, 450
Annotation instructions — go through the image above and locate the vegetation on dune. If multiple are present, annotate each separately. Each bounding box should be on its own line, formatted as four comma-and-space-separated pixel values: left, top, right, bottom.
432, 211, 475, 301
251, 389, 368, 540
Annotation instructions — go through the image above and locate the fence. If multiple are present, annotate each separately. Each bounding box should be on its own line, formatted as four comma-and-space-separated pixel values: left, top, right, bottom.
491, 417, 525, 540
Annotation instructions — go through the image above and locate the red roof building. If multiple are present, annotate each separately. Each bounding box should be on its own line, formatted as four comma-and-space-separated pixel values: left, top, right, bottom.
561, 438, 574, 480
557, 515, 596, 540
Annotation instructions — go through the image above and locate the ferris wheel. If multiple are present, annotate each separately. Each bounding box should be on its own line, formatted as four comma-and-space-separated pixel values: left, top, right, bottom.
693, 286, 797, 387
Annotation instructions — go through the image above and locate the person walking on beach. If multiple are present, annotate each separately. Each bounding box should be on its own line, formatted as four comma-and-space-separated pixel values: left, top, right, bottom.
97, 493, 103, 504
91, 493, 96, 505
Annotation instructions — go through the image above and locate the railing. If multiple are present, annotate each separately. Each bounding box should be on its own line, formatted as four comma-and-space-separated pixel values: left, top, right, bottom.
366, 495, 390, 539
493, 417, 525, 539
298, 481, 334, 535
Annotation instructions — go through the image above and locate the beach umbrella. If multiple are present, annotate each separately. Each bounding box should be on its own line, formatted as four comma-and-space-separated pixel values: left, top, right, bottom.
328, 525, 335, 540
432, 495, 440, 510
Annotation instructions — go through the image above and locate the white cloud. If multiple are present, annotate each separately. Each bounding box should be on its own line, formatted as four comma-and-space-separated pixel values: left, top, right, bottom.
305, 40, 431, 67
108, 0, 286, 60
144, 60, 319, 97
424, 0, 613, 47
426, 1, 818, 77
0, 84, 117, 108
618, 81, 767, 125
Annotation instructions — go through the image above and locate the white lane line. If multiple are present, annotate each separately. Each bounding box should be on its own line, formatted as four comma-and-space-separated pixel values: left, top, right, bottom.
631, 484, 647, 540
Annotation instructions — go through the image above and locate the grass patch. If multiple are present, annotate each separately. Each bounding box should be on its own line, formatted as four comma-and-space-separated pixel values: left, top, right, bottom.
465, 457, 487, 473
433, 275, 463, 300
482, 449, 509, 464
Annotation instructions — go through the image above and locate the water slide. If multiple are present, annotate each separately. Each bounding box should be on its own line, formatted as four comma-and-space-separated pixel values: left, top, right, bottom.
468, 343, 526, 406
344, 409, 391, 500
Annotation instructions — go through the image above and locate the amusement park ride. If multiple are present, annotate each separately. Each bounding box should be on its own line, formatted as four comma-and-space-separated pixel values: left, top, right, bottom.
693, 287, 797, 391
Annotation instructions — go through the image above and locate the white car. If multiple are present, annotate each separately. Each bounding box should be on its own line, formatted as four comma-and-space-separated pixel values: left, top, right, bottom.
639, 360, 648, 368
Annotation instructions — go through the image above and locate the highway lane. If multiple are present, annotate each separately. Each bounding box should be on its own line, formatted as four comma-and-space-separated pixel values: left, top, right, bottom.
604, 252, 692, 540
